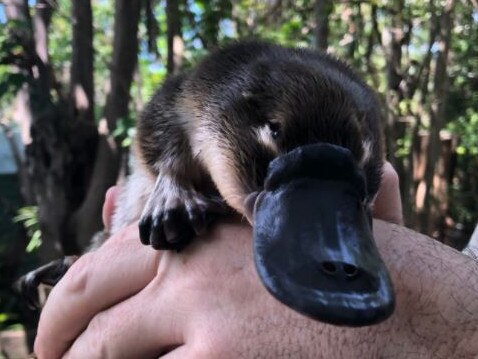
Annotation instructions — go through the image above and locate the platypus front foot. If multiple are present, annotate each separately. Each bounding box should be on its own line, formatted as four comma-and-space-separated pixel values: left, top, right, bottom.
139, 182, 226, 250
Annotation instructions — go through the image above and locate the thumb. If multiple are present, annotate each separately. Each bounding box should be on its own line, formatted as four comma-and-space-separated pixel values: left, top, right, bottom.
102, 186, 118, 231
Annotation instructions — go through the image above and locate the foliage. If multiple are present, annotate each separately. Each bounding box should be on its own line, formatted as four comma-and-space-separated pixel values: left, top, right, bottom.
0, 0, 477, 342
0, 0, 475, 238
112, 114, 137, 148
13, 206, 41, 253
0, 0, 475, 245
0, 20, 29, 108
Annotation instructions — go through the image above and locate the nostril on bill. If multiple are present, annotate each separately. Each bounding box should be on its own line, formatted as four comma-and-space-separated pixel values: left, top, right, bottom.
321, 261, 337, 276
320, 261, 360, 279
343, 263, 359, 278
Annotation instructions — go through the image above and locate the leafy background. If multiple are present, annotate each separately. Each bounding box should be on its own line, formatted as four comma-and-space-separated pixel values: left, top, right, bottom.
0, 0, 476, 354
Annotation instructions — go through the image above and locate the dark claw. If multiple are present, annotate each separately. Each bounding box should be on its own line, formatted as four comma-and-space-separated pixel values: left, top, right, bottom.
150, 214, 165, 250
139, 216, 152, 245
164, 208, 196, 246
15, 257, 74, 309
188, 206, 208, 235
163, 209, 183, 243
139, 193, 228, 251
15, 272, 41, 309
140, 207, 202, 251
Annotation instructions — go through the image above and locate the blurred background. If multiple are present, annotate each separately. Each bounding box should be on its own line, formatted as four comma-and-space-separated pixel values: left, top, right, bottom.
0, 0, 477, 356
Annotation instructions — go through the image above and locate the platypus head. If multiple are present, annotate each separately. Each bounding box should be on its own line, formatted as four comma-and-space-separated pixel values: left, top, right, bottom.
200, 51, 394, 326
228, 57, 383, 212
232, 58, 393, 326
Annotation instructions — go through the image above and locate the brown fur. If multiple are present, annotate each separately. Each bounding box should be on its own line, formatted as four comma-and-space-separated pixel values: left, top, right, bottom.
113, 41, 384, 250
18, 41, 385, 307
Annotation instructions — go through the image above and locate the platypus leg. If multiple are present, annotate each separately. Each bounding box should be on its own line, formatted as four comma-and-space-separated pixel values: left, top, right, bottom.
138, 174, 227, 250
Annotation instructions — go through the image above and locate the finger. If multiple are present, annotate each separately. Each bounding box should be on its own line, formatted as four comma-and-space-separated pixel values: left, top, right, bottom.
34, 224, 161, 359
62, 270, 187, 359
102, 186, 118, 230
373, 162, 404, 225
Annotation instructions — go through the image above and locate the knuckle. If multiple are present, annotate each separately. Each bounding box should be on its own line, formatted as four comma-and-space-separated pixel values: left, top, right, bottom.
61, 252, 94, 295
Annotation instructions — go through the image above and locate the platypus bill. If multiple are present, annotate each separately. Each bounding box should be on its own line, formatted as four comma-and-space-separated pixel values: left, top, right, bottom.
253, 143, 394, 326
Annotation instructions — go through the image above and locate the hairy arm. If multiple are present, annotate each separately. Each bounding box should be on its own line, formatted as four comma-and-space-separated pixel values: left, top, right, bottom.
34, 217, 478, 359
359, 221, 478, 358
34, 165, 477, 358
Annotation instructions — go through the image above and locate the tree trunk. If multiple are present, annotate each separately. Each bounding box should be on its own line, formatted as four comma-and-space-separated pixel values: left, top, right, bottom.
70, 0, 95, 124
71, 0, 143, 249
315, 0, 332, 51
166, 0, 183, 74
408, 3, 437, 227
381, 0, 404, 165
66, 0, 99, 240
419, 0, 455, 233
6, 0, 69, 261
4, 0, 34, 147
145, 0, 160, 57
364, 5, 380, 89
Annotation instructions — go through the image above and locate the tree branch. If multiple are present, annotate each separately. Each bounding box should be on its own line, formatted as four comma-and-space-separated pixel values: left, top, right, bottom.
315, 0, 332, 50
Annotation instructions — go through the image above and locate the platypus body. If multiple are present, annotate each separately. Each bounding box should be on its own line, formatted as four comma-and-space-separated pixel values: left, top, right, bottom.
114, 41, 383, 250
19, 42, 395, 327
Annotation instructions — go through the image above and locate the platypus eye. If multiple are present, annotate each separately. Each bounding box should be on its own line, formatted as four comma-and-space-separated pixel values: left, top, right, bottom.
267, 121, 281, 140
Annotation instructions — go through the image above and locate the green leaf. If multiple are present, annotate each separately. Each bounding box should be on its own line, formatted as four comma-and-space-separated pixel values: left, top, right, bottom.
26, 230, 42, 253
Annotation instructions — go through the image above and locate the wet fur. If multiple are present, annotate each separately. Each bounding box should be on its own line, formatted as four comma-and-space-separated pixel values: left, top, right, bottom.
126, 41, 383, 249
19, 42, 384, 305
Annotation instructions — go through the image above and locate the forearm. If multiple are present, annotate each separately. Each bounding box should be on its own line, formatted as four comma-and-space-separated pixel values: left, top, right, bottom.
364, 221, 477, 357
35, 218, 478, 359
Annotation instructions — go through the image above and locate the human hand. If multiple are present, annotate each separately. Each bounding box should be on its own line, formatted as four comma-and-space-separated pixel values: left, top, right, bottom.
34, 162, 404, 359
35, 163, 478, 358
372, 161, 403, 225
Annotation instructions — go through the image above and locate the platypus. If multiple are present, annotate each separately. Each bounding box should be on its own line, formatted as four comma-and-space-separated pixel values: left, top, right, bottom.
18, 41, 394, 326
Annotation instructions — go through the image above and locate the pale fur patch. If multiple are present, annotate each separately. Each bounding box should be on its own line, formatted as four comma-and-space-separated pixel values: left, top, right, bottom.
110, 163, 156, 234
198, 137, 247, 214
254, 125, 280, 155
360, 140, 373, 167
176, 95, 248, 215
